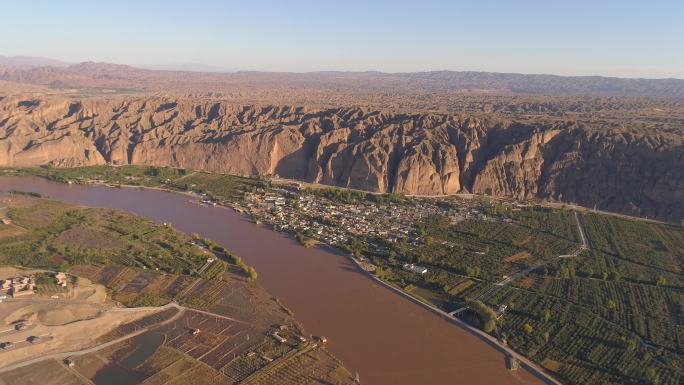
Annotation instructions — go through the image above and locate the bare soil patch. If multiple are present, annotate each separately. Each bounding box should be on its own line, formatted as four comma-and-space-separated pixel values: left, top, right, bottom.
0, 359, 90, 385
4, 303, 101, 326
0, 223, 26, 239
71, 277, 107, 303
0, 266, 45, 279
520, 276, 536, 289
37, 304, 101, 326
505, 251, 531, 262
55, 227, 126, 250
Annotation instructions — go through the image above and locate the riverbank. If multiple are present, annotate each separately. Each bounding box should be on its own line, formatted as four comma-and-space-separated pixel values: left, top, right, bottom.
194, 190, 561, 385
37, 176, 560, 384
1, 175, 548, 385
130, 176, 562, 384
347, 255, 562, 385
147, 182, 563, 384
0, 193, 356, 384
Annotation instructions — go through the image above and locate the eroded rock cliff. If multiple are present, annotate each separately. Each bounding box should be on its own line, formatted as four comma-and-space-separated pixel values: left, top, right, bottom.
0, 96, 682, 221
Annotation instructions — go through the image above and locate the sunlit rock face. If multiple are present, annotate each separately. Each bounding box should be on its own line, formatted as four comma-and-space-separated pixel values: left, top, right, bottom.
1, 96, 682, 222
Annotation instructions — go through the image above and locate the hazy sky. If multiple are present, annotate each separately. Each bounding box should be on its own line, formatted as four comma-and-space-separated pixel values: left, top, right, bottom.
2, 0, 683, 78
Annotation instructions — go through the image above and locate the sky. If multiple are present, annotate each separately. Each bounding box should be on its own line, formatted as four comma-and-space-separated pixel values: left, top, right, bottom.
2, 0, 683, 78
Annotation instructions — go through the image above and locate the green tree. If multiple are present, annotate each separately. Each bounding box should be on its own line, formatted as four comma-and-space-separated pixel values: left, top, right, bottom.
645, 367, 659, 385
626, 338, 637, 351
396, 237, 409, 255
466, 300, 497, 333
145, 167, 160, 177
523, 323, 534, 334
609, 271, 621, 282
424, 235, 434, 246
643, 352, 653, 363
465, 266, 481, 277
388, 250, 397, 263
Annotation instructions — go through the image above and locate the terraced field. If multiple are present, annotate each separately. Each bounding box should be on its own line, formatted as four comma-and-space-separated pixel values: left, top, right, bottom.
369, 207, 684, 385
0, 193, 354, 385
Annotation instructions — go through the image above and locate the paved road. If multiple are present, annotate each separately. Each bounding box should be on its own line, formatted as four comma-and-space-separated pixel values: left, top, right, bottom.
574, 211, 590, 250
0, 300, 255, 374
475, 210, 589, 301
437, 210, 591, 382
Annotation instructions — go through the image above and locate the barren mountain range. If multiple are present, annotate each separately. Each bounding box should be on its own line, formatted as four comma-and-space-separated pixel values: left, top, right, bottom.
2, 60, 684, 99
0, 94, 682, 222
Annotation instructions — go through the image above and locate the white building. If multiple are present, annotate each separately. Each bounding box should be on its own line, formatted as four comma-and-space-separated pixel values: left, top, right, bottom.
403, 263, 428, 275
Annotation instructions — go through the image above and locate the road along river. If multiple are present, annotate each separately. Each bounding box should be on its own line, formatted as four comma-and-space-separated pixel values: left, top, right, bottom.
0, 176, 548, 385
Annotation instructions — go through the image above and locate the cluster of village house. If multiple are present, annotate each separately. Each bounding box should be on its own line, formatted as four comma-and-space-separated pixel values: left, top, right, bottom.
241, 183, 515, 275
0, 272, 67, 297
0, 276, 35, 297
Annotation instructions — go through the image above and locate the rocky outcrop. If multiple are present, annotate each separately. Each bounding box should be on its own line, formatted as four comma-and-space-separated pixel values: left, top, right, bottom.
0, 96, 682, 222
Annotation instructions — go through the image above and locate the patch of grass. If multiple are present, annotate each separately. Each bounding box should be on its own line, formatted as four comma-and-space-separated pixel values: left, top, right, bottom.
541, 358, 563, 372
129, 292, 171, 307
11, 165, 188, 188
302, 187, 408, 205
34, 272, 67, 295
0, 197, 209, 276
169, 172, 263, 202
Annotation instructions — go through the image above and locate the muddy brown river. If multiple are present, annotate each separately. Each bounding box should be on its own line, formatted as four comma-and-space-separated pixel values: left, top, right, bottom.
0, 176, 545, 385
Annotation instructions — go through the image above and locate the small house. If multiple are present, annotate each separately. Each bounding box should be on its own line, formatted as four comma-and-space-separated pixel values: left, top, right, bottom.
27, 336, 41, 344
506, 355, 520, 371
271, 332, 287, 344
403, 263, 428, 275
55, 272, 68, 287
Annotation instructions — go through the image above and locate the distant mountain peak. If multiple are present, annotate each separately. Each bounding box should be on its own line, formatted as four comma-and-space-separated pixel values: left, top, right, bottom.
139, 63, 232, 73
1, 57, 683, 98
0, 55, 71, 68
66, 61, 138, 72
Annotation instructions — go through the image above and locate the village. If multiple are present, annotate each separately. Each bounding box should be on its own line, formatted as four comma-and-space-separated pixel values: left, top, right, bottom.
240, 183, 514, 273
0, 272, 68, 298
0, 271, 72, 353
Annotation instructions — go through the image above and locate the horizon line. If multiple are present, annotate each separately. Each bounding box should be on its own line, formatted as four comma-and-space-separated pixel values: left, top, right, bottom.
2, 54, 684, 81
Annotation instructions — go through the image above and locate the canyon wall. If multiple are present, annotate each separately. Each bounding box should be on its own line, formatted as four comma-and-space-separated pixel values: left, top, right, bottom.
0, 96, 682, 221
